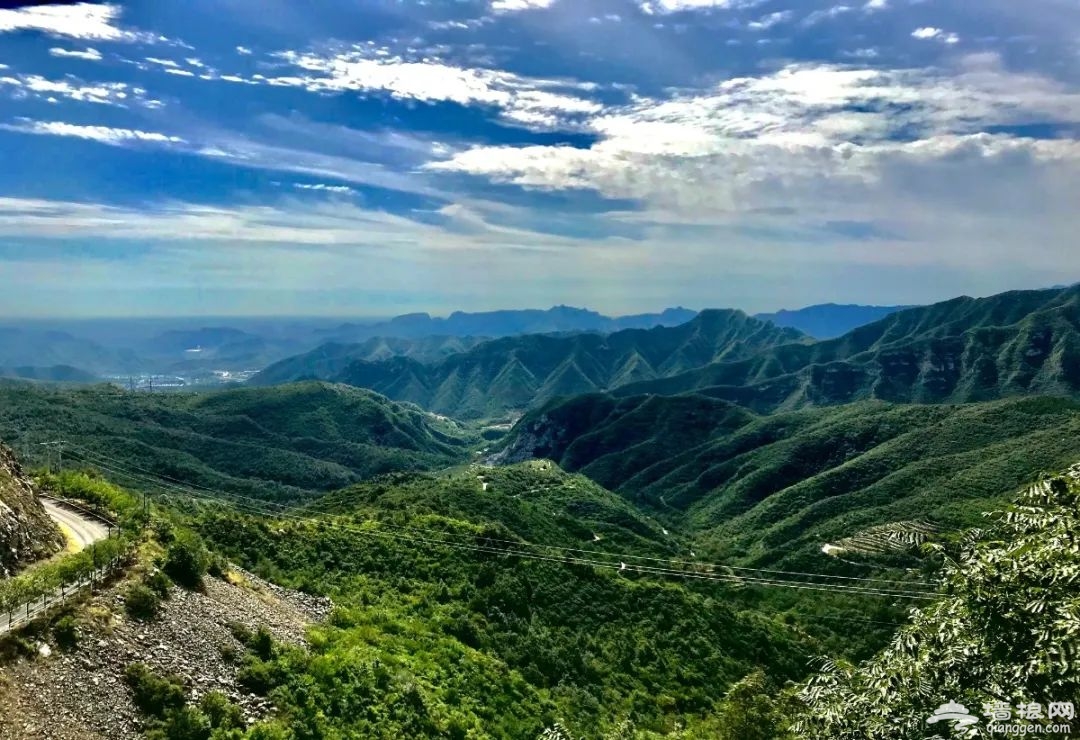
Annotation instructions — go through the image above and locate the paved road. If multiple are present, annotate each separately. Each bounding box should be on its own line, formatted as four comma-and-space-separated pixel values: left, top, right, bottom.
41, 499, 111, 550
0, 500, 113, 635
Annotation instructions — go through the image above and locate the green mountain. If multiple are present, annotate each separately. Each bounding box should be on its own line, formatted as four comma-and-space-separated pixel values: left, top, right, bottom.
0, 380, 470, 501
253, 310, 807, 419
618, 286, 1080, 412
498, 392, 1080, 569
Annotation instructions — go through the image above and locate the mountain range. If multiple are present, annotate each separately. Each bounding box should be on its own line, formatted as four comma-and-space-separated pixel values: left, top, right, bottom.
618, 286, 1080, 411
252, 310, 807, 419
316, 305, 700, 343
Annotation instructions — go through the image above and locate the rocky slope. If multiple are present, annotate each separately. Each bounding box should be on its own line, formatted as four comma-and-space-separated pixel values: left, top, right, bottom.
0, 568, 331, 740
0, 444, 63, 577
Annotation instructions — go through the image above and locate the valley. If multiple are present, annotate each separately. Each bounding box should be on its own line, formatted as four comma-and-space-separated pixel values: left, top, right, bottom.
1, 285, 1079, 739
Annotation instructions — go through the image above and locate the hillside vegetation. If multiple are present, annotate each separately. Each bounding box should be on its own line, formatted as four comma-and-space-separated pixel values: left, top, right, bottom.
618, 286, 1080, 411
0, 381, 470, 502
253, 310, 807, 419
186, 461, 820, 739
499, 392, 1080, 569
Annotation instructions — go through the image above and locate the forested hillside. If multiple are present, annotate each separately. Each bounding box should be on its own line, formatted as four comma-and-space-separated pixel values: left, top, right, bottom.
499, 393, 1080, 568
0, 381, 469, 501
252, 310, 807, 419
187, 461, 826, 738
618, 286, 1080, 411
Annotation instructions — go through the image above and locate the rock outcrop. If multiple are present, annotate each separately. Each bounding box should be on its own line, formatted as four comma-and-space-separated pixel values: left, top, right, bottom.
0, 444, 63, 577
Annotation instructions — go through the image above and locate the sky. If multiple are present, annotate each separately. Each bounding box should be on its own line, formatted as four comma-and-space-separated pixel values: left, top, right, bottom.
0, 0, 1078, 318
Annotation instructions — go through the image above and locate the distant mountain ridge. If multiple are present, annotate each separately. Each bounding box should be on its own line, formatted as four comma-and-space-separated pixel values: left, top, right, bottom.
754, 303, 915, 339
252, 310, 807, 418
318, 305, 699, 343
618, 286, 1080, 412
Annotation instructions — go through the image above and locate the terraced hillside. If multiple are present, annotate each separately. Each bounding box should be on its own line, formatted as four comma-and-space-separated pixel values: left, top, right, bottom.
252, 310, 807, 419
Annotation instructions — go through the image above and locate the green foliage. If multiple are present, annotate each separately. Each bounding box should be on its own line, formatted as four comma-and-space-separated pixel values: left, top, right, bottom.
0, 381, 471, 503
52, 614, 80, 650
125, 663, 187, 718
36, 469, 141, 529
163, 533, 210, 590
794, 470, 1080, 739
125, 583, 162, 621
503, 394, 1080, 572
144, 569, 173, 599
192, 492, 815, 739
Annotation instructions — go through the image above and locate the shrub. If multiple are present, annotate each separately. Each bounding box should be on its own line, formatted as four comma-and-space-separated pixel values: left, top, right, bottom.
52, 615, 80, 650
144, 570, 172, 600
163, 535, 209, 590
200, 691, 245, 730
125, 584, 162, 621
248, 626, 275, 661
124, 663, 187, 718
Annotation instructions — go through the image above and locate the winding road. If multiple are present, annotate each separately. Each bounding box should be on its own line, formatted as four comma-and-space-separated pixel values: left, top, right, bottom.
41, 498, 111, 551
0, 499, 114, 636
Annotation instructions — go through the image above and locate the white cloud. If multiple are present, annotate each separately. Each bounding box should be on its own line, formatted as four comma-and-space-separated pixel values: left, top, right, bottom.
803, 5, 852, 25
491, 0, 557, 11
638, 0, 750, 13
236, 46, 253, 55
1, 120, 183, 146
913, 27, 960, 44
269, 47, 602, 131
0, 3, 149, 42
48, 47, 103, 62
748, 10, 793, 30
426, 61, 1080, 237
0, 73, 153, 107
145, 56, 180, 68
863, 0, 887, 10
293, 183, 357, 194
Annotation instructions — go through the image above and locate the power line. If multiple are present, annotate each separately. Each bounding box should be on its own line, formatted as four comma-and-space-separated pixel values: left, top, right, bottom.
65, 447, 938, 601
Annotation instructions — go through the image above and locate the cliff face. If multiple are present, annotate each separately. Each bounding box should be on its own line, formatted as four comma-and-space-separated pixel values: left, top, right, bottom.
0, 444, 63, 576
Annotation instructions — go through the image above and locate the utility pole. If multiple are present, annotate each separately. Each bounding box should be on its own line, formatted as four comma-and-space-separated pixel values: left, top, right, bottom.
38, 441, 66, 473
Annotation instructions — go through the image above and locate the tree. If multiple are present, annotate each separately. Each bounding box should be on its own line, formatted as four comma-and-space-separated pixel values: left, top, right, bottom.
795, 469, 1080, 739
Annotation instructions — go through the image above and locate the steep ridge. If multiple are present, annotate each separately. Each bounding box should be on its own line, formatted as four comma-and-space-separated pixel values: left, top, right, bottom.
253, 310, 807, 419
0, 443, 64, 576
617, 286, 1080, 411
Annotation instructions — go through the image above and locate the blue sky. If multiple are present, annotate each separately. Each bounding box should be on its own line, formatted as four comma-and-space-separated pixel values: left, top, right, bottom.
0, 0, 1078, 317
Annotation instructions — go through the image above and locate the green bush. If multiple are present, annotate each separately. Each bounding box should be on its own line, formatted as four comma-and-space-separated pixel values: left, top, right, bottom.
52, 614, 79, 651
124, 663, 187, 718
164, 535, 209, 590
144, 570, 173, 600
200, 691, 245, 730
125, 584, 162, 621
